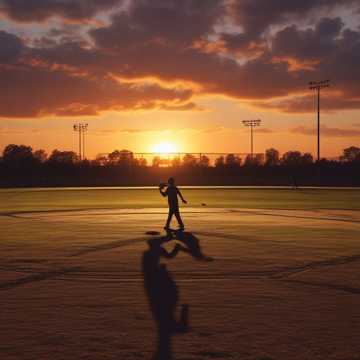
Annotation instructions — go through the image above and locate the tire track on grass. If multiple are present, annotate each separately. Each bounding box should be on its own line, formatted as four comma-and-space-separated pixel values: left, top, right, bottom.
229, 209, 360, 224
282, 279, 360, 295
0, 267, 80, 291
0, 236, 148, 291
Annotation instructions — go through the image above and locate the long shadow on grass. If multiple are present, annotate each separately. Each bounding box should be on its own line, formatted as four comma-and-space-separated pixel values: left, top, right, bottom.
143, 230, 213, 360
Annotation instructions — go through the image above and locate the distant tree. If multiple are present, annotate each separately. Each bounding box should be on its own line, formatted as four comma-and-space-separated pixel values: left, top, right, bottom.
265, 148, 280, 166
171, 156, 181, 167
3, 144, 34, 165
199, 155, 210, 167
33, 149, 48, 163
94, 154, 108, 166
108, 150, 121, 164
244, 154, 263, 166
281, 151, 313, 166
225, 154, 241, 167
138, 157, 147, 167
118, 150, 134, 166
281, 151, 303, 166
244, 155, 251, 166
48, 150, 78, 164
254, 153, 265, 166
215, 156, 225, 167
182, 154, 197, 167
152, 156, 161, 167
107, 149, 135, 167
341, 146, 360, 162
301, 152, 313, 164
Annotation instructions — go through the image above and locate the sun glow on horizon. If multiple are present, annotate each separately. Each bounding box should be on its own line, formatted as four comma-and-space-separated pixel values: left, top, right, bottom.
152, 142, 178, 154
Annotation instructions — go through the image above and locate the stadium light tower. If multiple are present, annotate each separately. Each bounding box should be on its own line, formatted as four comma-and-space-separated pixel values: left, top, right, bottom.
309, 79, 330, 162
73, 123, 88, 160
242, 119, 261, 158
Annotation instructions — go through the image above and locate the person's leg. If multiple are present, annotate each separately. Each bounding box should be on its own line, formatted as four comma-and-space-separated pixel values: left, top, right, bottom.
165, 209, 174, 229
174, 209, 184, 229
180, 304, 189, 330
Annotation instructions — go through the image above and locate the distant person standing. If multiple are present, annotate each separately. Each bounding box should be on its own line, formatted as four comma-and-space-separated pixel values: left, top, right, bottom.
159, 177, 187, 230
291, 174, 299, 190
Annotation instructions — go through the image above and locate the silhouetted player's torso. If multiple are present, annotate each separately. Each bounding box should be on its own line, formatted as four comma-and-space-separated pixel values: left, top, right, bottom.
166, 186, 179, 209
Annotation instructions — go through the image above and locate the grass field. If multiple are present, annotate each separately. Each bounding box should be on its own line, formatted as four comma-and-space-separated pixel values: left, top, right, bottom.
1, 187, 360, 360
1, 187, 360, 213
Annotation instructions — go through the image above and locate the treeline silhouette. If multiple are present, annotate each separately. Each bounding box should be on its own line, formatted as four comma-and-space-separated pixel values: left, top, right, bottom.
1, 144, 359, 187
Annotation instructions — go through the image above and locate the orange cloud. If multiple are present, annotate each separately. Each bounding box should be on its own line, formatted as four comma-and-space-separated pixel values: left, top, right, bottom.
1, 0, 360, 118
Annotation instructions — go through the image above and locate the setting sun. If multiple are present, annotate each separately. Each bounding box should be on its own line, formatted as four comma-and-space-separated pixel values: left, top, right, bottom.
152, 142, 178, 154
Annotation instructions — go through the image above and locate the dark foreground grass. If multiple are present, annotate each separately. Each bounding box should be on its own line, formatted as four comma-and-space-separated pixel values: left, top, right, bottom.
0, 187, 359, 213
1, 188, 360, 360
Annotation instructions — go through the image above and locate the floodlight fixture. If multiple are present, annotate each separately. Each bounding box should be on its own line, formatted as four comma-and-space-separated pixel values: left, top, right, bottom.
73, 123, 89, 160
309, 80, 330, 161
242, 119, 262, 158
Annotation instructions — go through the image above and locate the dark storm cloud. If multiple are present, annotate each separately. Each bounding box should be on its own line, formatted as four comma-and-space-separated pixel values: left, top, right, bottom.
271, 17, 344, 61
90, 26, 306, 100
87, 1, 360, 109
0, 30, 24, 62
128, 0, 224, 44
230, 0, 354, 36
0, 64, 195, 116
91, 0, 224, 48
88, 0, 304, 99
0, 34, 194, 117
1, 0, 360, 116
220, 0, 356, 55
268, 20, 360, 106
0, 0, 121, 22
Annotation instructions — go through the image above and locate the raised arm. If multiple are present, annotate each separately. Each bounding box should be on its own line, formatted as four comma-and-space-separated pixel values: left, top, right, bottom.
159, 185, 168, 197
176, 187, 187, 204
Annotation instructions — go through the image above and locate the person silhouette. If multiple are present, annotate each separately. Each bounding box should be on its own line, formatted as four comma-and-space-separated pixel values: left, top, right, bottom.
142, 238, 189, 360
159, 177, 187, 231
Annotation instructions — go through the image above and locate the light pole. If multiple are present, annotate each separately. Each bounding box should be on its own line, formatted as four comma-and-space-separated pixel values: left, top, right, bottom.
309, 80, 330, 162
73, 123, 88, 160
82, 124, 88, 160
242, 119, 261, 158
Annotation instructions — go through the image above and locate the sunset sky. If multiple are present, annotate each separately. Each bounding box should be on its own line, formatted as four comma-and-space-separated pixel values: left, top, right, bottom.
1, 0, 360, 158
